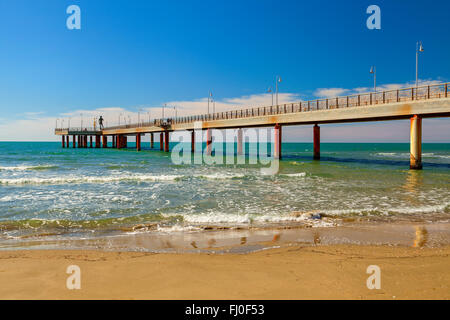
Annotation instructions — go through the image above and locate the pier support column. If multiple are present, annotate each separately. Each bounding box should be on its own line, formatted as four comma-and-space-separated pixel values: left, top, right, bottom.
206, 129, 212, 155
78, 136, 81, 148
112, 135, 116, 148
66, 136, 69, 149
95, 136, 101, 148
164, 131, 169, 152
274, 124, 282, 159
136, 134, 141, 151
160, 133, 164, 151
191, 130, 195, 153
90, 136, 93, 148
102, 136, 107, 148
237, 128, 243, 155
313, 124, 320, 160
84, 135, 88, 148
150, 133, 154, 149
72, 135, 76, 148
410, 115, 422, 170
62, 136, 65, 148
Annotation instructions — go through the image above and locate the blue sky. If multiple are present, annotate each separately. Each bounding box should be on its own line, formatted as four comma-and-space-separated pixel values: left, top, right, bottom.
0, 0, 449, 141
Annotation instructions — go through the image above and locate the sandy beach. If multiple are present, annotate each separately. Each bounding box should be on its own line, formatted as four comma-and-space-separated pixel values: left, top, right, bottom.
0, 244, 449, 300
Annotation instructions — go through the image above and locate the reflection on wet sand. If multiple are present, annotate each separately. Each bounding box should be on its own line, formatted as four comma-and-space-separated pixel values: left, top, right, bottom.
413, 226, 428, 248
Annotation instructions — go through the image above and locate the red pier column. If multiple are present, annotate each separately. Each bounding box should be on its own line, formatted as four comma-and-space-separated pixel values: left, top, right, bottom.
62, 136, 65, 148
136, 134, 141, 151
72, 135, 76, 148
78, 136, 81, 148
160, 133, 164, 151
150, 133, 154, 149
102, 136, 107, 148
191, 130, 195, 153
66, 136, 69, 148
95, 135, 101, 148
274, 124, 282, 159
90, 136, 93, 148
313, 124, 320, 160
84, 135, 88, 148
164, 131, 169, 152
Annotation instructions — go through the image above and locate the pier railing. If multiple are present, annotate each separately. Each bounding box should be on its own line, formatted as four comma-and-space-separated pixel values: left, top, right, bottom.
88, 82, 450, 132
170, 82, 449, 125
55, 128, 102, 133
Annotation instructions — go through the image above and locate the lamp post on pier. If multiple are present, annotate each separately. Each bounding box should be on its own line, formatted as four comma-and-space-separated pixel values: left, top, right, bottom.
370, 65, 376, 92
275, 76, 282, 106
416, 41, 424, 88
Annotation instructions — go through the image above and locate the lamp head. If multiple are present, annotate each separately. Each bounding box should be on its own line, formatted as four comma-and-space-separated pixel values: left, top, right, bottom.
419, 43, 424, 52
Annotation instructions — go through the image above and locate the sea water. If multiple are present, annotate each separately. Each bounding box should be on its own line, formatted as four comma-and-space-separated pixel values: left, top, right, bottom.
0, 141, 449, 248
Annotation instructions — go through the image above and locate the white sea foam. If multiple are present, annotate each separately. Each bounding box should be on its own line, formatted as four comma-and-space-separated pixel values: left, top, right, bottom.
280, 172, 307, 177
323, 202, 450, 216
0, 174, 183, 185
376, 152, 450, 159
195, 173, 246, 179
0, 165, 55, 171
0, 172, 253, 185
164, 212, 335, 227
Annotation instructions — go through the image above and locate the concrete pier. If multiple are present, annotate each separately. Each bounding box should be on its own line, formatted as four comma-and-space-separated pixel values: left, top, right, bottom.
54, 82, 450, 170
274, 124, 282, 159
410, 115, 422, 170
313, 124, 320, 160
237, 128, 243, 155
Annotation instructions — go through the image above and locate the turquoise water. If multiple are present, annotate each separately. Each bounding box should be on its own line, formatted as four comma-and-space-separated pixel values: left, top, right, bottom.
0, 141, 449, 245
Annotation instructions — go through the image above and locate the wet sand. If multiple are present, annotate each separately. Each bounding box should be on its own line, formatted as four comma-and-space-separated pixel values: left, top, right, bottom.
0, 243, 449, 300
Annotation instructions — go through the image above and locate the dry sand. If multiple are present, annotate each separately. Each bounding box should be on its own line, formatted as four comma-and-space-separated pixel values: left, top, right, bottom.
0, 244, 449, 300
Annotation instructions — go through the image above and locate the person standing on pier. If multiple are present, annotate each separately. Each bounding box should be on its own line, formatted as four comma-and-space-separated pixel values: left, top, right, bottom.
99, 116, 104, 130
